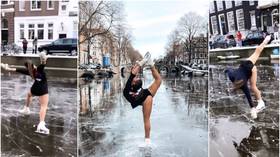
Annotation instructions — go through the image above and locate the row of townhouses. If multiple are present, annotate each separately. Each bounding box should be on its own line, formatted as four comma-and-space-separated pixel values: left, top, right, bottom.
1, 0, 78, 47
209, 0, 279, 36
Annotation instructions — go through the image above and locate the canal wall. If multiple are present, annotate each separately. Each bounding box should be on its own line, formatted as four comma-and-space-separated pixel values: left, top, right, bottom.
209, 45, 279, 63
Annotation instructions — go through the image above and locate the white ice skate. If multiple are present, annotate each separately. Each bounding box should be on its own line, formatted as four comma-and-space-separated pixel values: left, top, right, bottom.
256, 99, 265, 113
250, 107, 257, 119
19, 106, 30, 115
35, 121, 50, 135
137, 52, 151, 67
39, 52, 48, 62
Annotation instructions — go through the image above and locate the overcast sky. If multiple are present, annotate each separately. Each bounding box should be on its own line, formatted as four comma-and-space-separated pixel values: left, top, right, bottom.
123, 0, 209, 59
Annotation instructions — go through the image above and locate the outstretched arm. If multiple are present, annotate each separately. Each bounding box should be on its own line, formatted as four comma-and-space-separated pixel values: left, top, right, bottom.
241, 84, 254, 108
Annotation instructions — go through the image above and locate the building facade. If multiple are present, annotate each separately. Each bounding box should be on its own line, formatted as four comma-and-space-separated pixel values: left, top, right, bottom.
192, 36, 208, 64
209, 0, 279, 37
1, 0, 15, 45
209, 0, 260, 36
13, 0, 78, 47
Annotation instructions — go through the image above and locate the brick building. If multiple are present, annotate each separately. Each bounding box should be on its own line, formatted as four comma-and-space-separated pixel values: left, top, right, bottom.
1, 0, 15, 45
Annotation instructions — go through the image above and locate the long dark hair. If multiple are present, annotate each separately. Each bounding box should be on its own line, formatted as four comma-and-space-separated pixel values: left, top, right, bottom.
24, 60, 35, 79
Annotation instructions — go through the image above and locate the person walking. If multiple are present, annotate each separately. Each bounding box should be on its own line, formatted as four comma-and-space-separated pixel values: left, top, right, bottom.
273, 21, 279, 40
22, 38, 28, 54
33, 37, 38, 54
236, 31, 242, 47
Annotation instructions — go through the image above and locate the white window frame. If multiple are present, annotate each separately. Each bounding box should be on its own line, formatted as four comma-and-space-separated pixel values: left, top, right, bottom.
249, 0, 255, 6
37, 24, 44, 40
216, 1, 224, 12
1, 0, 11, 6
225, 1, 232, 9
227, 11, 235, 32
210, 1, 215, 13
271, 9, 279, 26
30, 0, 41, 11
48, 23, 54, 40
234, 0, 242, 6
211, 16, 218, 35
236, 9, 245, 31
28, 24, 35, 40
19, 24, 25, 39
19, 0, 25, 11
47, 0, 55, 10
218, 14, 226, 35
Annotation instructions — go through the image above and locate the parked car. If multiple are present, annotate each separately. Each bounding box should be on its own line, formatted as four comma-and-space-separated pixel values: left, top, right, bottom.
242, 31, 264, 46
210, 35, 231, 49
38, 38, 77, 55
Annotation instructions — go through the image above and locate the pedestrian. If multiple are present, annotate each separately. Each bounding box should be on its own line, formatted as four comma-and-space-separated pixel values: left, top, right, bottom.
236, 31, 242, 47
1, 52, 50, 134
22, 38, 28, 54
225, 35, 271, 119
33, 37, 38, 54
123, 52, 162, 146
273, 21, 279, 40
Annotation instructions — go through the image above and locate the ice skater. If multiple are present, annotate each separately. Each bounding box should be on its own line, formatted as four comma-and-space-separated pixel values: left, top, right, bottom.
123, 52, 161, 145
1, 53, 50, 134
225, 35, 271, 119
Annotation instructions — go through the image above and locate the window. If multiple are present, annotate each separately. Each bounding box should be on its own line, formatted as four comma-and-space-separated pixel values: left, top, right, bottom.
1, 19, 8, 29
47, 0, 54, 9
249, 0, 255, 6
227, 11, 235, 32
37, 24, 44, 39
48, 23, 53, 39
234, 0, 242, 6
236, 9, 245, 30
20, 24, 24, 39
216, 1, 223, 11
1, 1, 8, 5
28, 24, 35, 39
225, 1, 232, 9
210, 2, 215, 13
62, 5, 66, 11
211, 16, 218, 34
31, 0, 41, 10
19, 0, 25, 11
272, 9, 279, 26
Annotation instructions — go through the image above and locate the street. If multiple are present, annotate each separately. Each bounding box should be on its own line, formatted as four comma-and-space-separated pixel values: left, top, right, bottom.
79, 71, 208, 157
1, 72, 77, 156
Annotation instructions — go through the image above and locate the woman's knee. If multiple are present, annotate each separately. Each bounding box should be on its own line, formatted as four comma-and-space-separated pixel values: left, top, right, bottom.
251, 85, 259, 92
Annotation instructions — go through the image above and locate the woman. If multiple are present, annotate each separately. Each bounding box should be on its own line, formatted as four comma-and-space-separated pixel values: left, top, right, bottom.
22, 38, 28, 54
1, 53, 50, 134
225, 35, 271, 119
123, 52, 162, 145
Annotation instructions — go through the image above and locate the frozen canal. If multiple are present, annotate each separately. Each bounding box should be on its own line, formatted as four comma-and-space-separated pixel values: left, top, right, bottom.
209, 59, 279, 157
1, 72, 77, 156
79, 71, 208, 157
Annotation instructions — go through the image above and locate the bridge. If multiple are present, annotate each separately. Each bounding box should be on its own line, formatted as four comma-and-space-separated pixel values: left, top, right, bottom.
154, 62, 182, 73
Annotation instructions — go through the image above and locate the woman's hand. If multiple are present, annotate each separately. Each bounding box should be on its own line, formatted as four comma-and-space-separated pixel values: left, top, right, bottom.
131, 65, 140, 75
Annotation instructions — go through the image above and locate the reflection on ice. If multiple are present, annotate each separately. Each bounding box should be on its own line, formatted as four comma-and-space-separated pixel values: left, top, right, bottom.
79, 72, 208, 157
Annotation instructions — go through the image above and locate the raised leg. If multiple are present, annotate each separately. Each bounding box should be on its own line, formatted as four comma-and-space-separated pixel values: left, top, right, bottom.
142, 95, 153, 139
247, 35, 271, 64
148, 66, 162, 96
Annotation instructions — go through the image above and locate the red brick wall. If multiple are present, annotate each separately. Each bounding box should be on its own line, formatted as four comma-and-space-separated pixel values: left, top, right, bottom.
14, 1, 59, 17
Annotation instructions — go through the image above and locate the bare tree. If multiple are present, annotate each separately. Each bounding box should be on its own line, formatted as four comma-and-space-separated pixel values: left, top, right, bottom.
176, 12, 207, 63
